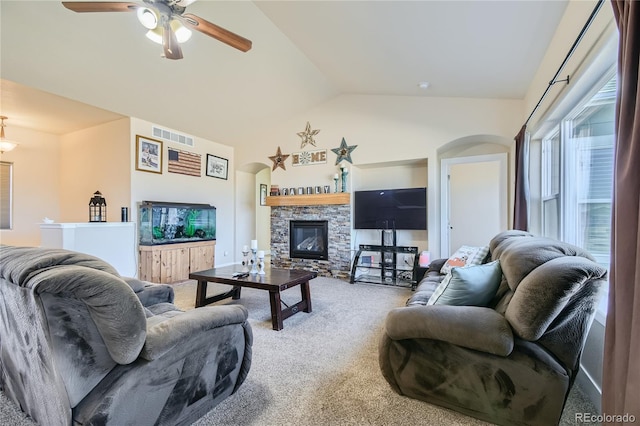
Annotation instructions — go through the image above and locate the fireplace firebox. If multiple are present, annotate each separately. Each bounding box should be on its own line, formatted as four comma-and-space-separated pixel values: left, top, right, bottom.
289, 220, 328, 260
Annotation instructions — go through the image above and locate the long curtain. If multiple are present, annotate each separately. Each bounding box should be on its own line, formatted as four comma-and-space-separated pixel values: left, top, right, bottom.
602, 0, 640, 421
513, 125, 529, 231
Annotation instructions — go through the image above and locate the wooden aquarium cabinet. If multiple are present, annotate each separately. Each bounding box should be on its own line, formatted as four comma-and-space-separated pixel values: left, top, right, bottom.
139, 240, 215, 284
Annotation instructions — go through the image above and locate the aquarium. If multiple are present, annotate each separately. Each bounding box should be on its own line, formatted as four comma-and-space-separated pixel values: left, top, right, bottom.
139, 201, 216, 245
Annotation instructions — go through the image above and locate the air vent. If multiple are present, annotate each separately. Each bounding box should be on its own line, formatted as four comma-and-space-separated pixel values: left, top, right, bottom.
152, 126, 194, 147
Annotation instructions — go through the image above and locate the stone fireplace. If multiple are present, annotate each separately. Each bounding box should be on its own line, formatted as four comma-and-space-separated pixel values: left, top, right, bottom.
271, 204, 351, 279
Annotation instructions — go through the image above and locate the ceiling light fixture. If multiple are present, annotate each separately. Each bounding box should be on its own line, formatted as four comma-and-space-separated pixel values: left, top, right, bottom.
0, 116, 18, 153
137, 7, 158, 29
418, 82, 430, 90
145, 20, 192, 44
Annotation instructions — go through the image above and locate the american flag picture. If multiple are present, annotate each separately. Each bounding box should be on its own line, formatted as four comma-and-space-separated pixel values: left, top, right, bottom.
168, 148, 201, 177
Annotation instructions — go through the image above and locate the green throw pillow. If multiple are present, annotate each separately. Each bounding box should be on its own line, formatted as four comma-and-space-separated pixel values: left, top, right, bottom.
428, 260, 502, 306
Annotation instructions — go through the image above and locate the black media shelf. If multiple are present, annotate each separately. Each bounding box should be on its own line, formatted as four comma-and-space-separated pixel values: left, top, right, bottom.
350, 242, 419, 289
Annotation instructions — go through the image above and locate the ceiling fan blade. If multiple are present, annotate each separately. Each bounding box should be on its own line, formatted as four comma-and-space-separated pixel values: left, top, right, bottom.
181, 13, 252, 52
162, 20, 183, 60
62, 2, 138, 13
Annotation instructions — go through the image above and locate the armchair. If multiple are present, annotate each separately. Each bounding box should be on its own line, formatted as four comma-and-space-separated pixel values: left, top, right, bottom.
379, 231, 607, 426
0, 245, 252, 426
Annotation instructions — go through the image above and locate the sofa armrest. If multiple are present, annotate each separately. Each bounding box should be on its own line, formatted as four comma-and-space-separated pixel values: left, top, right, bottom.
384, 305, 514, 356
140, 305, 249, 361
427, 258, 448, 273
122, 277, 174, 306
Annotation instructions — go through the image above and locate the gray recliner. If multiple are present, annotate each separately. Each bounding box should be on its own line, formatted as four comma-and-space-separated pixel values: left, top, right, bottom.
379, 230, 607, 426
0, 245, 252, 426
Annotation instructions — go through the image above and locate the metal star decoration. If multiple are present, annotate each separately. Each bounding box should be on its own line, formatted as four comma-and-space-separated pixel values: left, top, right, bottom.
331, 137, 358, 165
297, 121, 321, 148
268, 146, 290, 171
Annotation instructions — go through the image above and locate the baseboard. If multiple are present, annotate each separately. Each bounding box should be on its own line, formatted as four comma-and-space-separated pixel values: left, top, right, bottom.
576, 364, 602, 413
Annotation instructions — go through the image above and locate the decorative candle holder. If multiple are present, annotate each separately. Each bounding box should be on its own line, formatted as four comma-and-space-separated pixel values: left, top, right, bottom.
250, 248, 259, 274
241, 248, 250, 272
257, 250, 265, 275
341, 166, 349, 193
333, 175, 339, 193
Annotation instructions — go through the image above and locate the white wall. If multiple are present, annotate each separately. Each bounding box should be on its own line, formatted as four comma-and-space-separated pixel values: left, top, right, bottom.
59, 118, 131, 223
235, 170, 257, 264
235, 94, 523, 258
256, 167, 271, 254
1, 117, 237, 272
0, 126, 61, 246
129, 118, 235, 268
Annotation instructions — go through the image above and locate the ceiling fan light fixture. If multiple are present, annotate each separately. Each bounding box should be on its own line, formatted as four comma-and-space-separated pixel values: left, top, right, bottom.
137, 7, 158, 29
146, 20, 192, 44
63, 0, 252, 58
174, 25, 192, 43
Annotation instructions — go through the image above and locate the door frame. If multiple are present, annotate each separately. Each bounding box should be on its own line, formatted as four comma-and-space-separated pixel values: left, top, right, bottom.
440, 153, 508, 256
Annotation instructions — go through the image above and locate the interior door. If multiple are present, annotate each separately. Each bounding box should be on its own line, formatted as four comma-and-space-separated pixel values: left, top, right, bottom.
441, 154, 507, 255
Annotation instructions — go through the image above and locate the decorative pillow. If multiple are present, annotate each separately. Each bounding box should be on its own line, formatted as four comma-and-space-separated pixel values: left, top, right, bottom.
428, 260, 502, 306
440, 245, 489, 275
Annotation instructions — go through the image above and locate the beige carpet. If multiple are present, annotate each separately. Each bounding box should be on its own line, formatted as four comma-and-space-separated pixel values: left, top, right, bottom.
0, 277, 598, 425
175, 277, 596, 426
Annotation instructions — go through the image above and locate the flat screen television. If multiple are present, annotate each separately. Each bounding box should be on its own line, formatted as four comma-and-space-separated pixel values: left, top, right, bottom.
354, 187, 427, 230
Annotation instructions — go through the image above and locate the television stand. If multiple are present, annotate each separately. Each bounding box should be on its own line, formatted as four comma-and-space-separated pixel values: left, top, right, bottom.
350, 229, 419, 288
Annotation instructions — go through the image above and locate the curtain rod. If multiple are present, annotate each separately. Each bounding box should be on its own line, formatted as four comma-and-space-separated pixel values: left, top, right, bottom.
524, 0, 605, 126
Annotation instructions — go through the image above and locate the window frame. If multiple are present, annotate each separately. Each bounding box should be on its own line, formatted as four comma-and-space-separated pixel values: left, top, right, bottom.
538, 68, 616, 323
0, 161, 13, 230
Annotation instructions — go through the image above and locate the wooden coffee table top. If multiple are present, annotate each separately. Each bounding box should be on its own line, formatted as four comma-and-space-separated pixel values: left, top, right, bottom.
189, 265, 317, 291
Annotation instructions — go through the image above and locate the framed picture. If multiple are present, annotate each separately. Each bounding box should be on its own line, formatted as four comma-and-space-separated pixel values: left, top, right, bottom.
260, 184, 267, 206
206, 154, 228, 180
135, 135, 163, 174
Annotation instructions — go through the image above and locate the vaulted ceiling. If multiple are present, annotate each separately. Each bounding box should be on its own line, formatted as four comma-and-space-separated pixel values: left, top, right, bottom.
0, 0, 568, 146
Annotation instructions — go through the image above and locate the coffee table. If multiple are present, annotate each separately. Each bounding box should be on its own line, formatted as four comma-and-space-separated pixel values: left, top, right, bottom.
189, 265, 318, 331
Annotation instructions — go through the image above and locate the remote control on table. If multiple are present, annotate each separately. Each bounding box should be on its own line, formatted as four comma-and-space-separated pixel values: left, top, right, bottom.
232, 272, 249, 278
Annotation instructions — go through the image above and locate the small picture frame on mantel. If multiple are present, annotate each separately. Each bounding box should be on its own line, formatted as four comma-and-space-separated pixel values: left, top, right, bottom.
206, 154, 228, 180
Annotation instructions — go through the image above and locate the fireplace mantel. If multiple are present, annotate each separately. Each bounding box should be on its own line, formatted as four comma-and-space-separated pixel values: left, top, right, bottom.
266, 193, 350, 207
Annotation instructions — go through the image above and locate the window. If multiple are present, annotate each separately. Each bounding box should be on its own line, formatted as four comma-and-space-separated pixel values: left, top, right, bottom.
541, 74, 616, 269
0, 161, 13, 229
541, 130, 561, 240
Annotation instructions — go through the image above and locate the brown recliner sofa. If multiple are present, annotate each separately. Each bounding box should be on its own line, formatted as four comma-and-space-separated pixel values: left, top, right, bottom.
379, 230, 607, 426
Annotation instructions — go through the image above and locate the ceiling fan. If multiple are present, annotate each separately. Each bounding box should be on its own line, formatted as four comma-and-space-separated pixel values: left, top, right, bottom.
62, 0, 252, 60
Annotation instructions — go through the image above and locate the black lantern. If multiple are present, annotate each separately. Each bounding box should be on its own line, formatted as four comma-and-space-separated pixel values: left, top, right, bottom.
89, 191, 107, 222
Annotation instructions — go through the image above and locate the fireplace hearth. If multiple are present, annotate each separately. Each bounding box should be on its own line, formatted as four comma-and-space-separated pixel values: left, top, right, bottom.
290, 220, 328, 260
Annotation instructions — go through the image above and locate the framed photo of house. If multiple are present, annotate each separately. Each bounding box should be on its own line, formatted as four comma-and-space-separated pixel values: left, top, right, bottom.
260, 184, 267, 206
135, 135, 163, 174
206, 154, 228, 180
